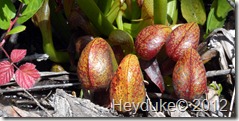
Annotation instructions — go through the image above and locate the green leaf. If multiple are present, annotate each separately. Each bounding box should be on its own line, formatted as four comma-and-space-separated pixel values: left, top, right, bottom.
17, 0, 44, 24
180, 0, 206, 25
0, 0, 16, 30
206, 0, 228, 34
76, 0, 115, 36
209, 82, 223, 96
97, 0, 113, 15
18, 0, 30, 5
216, 0, 233, 18
167, 0, 178, 25
7, 25, 26, 35
0, 0, 16, 20
0, 19, 10, 30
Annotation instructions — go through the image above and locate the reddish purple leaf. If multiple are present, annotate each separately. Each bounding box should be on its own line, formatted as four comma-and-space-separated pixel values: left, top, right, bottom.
140, 58, 165, 93
0, 61, 14, 85
10, 49, 26, 63
160, 58, 176, 76
15, 63, 40, 89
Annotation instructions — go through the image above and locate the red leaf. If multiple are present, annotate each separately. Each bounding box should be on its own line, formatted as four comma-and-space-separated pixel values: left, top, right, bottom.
10, 49, 26, 63
0, 61, 14, 85
140, 58, 165, 93
15, 63, 40, 89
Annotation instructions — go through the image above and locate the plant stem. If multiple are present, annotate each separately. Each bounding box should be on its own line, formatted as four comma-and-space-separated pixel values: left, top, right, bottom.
0, 46, 10, 59
4, 3, 23, 39
116, 10, 124, 30
154, 0, 167, 25
23, 89, 52, 117
76, 0, 115, 36
106, 0, 120, 23
97, 0, 113, 15
34, 0, 69, 63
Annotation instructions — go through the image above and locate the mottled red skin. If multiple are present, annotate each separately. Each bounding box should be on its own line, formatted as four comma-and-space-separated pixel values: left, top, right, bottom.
135, 25, 172, 61
166, 22, 200, 61
110, 54, 146, 113
77, 38, 117, 90
173, 48, 207, 101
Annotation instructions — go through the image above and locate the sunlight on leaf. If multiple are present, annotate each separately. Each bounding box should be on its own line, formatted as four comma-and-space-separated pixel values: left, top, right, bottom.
17, 0, 44, 24
206, 0, 233, 34
10, 49, 27, 63
7, 25, 26, 35
15, 63, 40, 89
180, 0, 206, 25
0, 61, 14, 85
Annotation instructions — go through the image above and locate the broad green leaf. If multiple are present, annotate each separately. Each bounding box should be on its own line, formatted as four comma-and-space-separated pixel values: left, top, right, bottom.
0, 0, 16, 29
0, 18, 10, 30
7, 25, 26, 35
18, 0, 30, 5
17, 0, 44, 24
0, 0, 16, 20
216, 0, 233, 18
180, 0, 206, 25
206, 0, 227, 34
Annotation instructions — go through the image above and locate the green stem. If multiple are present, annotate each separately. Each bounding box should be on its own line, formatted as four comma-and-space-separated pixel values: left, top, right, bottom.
154, 0, 168, 25
116, 10, 124, 30
97, 0, 113, 15
35, 0, 69, 63
76, 0, 115, 36
106, 0, 120, 23
49, 0, 71, 44
116, 2, 127, 30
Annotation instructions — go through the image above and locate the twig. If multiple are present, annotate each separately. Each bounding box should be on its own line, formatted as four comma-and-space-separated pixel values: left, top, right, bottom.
146, 93, 157, 113
201, 49, 218, 64
0, 53, 49, 62
196, 111, 211, 117
39, 71, 77, 77
0, 82, 81, 94
0, 71, 77, 87
146, 93, 165, 117
206, 69, 235, 78
208, 33, 233, 84
43, 90, 53, 100
7, 71, 76, 81
228, 87, 235, 117
23, 89, 52, 117
22, 53, 49, 62
15, 100, 40, 105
